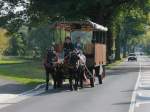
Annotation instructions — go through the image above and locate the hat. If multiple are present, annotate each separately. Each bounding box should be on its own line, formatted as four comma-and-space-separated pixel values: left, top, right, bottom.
65, 36, 71, 40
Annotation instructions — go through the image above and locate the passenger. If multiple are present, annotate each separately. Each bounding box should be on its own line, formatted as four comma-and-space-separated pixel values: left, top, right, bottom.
74, 36, 83, 51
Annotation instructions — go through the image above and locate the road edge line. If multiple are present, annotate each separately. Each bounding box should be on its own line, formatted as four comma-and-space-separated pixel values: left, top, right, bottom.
128, 59, 141, 112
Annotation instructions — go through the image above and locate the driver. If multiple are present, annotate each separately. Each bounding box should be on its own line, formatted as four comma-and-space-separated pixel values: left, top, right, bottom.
63, 36, 74, 58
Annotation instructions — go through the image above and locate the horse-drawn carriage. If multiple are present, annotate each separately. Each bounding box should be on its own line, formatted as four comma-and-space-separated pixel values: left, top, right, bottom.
44, 20, 108, 91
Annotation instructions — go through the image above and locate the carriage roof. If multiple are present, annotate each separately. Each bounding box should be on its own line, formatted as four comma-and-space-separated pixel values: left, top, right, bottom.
52, 20, 108, 32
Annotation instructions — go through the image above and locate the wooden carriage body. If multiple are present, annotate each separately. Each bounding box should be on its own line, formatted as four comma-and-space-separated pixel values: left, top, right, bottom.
51, 20, 108, 67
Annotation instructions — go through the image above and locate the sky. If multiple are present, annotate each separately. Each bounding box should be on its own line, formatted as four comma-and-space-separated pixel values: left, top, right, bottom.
0, 0, 28, 17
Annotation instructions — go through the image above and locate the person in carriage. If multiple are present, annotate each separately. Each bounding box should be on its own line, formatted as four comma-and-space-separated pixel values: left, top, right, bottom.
74, 36, 83, 51
63, 36, 74, 61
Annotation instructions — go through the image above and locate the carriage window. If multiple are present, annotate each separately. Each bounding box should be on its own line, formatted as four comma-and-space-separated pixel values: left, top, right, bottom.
93, 31, 104, 43
71, 31, 94, 54
71, 31, 92, 44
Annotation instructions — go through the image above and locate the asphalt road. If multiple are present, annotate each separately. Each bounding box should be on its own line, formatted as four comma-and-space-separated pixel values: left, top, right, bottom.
0, 78, 34, 94
0, 57, 141, 112
132, 56, 150, 112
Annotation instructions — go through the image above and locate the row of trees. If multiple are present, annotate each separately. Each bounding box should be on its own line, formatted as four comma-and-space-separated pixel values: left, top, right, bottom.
0, 28, 9, 57
1, 0, 150, 60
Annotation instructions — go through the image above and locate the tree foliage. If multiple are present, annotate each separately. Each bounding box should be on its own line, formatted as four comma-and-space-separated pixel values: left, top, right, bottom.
7, 33, 26, 56
1, 0, 150, 59
0, 28, 9, 55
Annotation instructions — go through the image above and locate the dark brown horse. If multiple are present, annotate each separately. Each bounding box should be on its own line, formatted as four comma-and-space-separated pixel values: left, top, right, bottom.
44, 48, 93, 91
44, 48, 62, 90
61, 50, 81, 90
43, 48, 81, 91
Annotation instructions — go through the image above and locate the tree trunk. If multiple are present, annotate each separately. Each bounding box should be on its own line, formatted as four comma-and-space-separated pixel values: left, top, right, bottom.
115, 36, 121, 60
123, 38, 127, 58
106, 30, 113, 63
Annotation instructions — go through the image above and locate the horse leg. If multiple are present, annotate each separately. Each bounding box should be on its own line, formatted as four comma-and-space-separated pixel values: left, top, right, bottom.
79, 67, 83, 88
74, 80, 78, 91
95, 67, 102, 84
90, 77, 94, 87
57, 78, 63, 88
74, 74, 79, 91
68, 68, 74, 91
69, 79, 73, 91
98, 74, 102, 84
90, 68, 95, 87
80, 72, 84, 88
52, 73, 57, 89
80, 78, 83, 88
57, 70, 63, 88
45, 71, 49, 91
69, 77, 73, 91
80, 68, 85, 88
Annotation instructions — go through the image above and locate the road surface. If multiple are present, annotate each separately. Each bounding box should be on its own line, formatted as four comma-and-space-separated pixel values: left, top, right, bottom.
1, 55, 150, 112
130, 56, 150, 112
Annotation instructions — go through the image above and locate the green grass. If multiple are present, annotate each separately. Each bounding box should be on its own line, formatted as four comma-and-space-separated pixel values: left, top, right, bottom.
0, 56, 45, 85
106, 58, 125, 69
0, 56, 125, 85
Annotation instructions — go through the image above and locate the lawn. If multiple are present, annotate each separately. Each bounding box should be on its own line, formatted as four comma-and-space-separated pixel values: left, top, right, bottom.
0, 56, 46, 85
106, 59, 125, 69
0, 56, 124, 86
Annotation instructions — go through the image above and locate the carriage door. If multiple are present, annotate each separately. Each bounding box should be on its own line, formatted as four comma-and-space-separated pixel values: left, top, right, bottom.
93, 31, 106, 65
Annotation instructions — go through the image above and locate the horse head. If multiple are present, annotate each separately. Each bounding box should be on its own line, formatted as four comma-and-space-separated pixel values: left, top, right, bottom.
68, 50, 80, 67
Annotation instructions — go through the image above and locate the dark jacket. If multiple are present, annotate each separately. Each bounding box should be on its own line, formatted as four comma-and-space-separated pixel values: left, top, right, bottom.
63, 42, 74, 57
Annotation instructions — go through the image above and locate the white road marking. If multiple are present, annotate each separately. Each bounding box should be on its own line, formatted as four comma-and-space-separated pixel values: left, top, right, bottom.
129, 56, 150, 112
0, 94, 18, 102
128, 58, 141, 112
0, 80, 72, 110
0, 83, 51, 110
139, 84, 150, 90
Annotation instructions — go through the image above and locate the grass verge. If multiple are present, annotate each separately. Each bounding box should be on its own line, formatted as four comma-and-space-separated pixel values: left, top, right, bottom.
106, 58, 125, 69
0, 56, 45, 86
0, 56, 125, 85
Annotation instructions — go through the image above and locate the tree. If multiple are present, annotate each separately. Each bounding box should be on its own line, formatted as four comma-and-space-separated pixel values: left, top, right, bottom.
27, 24, 68, 57
1, 0, 150, 60
0, 28, 9, 56
110, 5, 148, 59
8, 33, 26, 56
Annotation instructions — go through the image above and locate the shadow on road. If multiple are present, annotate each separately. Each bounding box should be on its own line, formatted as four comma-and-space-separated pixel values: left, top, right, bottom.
0, 84, 34, 94
120, 89, 134, 92
112, 101, 131, 105
39, 84, 93, 96
107, 66, 139, 76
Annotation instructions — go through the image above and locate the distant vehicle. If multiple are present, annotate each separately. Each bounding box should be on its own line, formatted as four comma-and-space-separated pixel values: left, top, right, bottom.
140, 52, 144, 56
135, 52, 140, 56
128, 53, 137, 61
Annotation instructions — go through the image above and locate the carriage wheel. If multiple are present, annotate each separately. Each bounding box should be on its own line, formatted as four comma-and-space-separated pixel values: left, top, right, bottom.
90, 77, 94, 87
